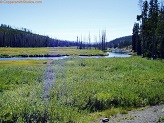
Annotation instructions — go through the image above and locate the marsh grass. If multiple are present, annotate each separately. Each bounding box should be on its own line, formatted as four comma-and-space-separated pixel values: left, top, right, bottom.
0, 57, 164, 122
0, 48, 50, 57
0, 60, 47, 122
0, 47, 106, 57
50, 47, 106, 56
48, 56, 164, 122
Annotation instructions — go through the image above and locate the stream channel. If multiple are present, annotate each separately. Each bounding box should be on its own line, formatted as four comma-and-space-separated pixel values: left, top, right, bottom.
0, 52, 131, 60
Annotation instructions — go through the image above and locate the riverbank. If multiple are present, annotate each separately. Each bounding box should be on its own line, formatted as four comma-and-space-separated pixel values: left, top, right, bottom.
0, 47, 106, 58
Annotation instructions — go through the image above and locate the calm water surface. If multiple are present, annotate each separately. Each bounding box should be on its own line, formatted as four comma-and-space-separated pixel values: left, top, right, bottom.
0, 52, 131, 61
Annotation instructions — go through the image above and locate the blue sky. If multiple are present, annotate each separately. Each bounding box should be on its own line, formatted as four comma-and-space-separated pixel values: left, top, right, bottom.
0, 0, 140, 42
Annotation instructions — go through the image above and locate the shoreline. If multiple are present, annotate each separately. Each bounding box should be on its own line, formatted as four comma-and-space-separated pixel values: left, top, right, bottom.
0, 54, 107, 58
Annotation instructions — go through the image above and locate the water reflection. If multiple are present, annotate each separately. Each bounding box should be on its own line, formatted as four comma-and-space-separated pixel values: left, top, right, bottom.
0, 52, 131, 60
105, 52, 131, 58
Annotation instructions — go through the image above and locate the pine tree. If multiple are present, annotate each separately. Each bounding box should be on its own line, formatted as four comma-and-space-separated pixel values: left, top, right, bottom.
141, 0, 149, 57
134, 0, 164, 59
157, 5, 164, 58
148, 0, 159, 59
132, 23, 140, 53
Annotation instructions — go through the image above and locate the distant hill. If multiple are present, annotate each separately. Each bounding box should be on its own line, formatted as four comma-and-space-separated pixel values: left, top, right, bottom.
107, 35, 132, 48
0, 24, 78, 47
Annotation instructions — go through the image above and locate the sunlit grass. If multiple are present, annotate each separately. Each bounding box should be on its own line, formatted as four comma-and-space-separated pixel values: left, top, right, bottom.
0, 60, 47, 66
0, 60, 47, 91
0, 60, 47, 122
0, 47, 50, 56
0, 57, 164, 122
0, 47, 106, 57
50, 47, 106, 56
49, 56, 164, 122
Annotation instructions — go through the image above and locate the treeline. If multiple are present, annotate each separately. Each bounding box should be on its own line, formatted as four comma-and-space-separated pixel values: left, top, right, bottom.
108, 35, 132, 48
0, 24, 78, 47
132, 0, 164, 59
0, 24, 108, 51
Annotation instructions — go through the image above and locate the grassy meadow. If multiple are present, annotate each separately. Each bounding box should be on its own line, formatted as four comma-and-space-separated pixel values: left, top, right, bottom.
0, 60, 47, 122
0, 48, 50, 57
0, 47, 106, 57
0, 56, 164, 122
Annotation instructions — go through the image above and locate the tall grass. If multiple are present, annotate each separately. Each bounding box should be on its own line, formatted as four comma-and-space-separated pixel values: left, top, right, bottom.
0, 48, 50, 57
48, 57, 164, 122
0, 47, 106, 57
0, 57, 164, 122
0, 60, 47, 122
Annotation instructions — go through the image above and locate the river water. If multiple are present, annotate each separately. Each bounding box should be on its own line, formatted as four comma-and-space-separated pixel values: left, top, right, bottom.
105, 52, 131, 58
0, 52, 131, 61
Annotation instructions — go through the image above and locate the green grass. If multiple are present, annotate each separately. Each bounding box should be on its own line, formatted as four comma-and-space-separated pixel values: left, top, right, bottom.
0, 60, 47, 122
0, 60, 47, 91
50, 47, 106, 56
0, 47, 106, 57
48, 57, 164, 122
0, 57, 164, 122
0, 47, 50, 57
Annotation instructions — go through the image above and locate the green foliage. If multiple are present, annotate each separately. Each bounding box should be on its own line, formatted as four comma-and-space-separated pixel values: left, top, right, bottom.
0, 60, 46, 91
48, 57, 164, 121
134, 0, 164, 59
0, 60, 46, 122
0, 57, 164, 122
158, 116, 164, 122
0, 85, 45, 122
132, 23, 141, 55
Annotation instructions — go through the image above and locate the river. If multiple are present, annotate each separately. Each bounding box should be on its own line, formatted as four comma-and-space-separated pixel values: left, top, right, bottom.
0, 52, 131, 61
